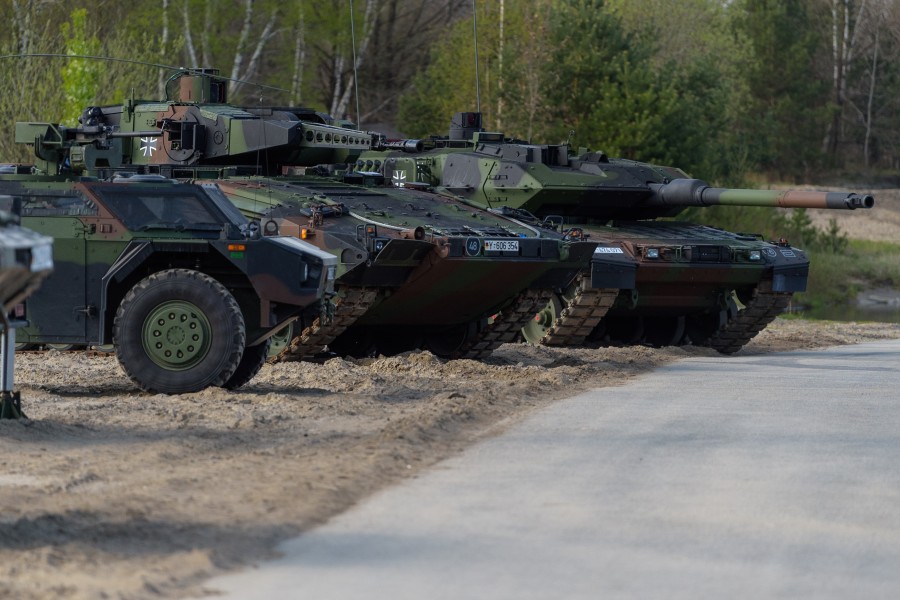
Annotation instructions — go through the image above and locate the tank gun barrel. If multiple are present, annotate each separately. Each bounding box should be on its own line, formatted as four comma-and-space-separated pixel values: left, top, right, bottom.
648, 179, 874, 210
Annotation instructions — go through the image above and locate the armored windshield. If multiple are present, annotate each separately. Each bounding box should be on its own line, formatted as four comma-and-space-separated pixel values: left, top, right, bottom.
91, 184, 229, 231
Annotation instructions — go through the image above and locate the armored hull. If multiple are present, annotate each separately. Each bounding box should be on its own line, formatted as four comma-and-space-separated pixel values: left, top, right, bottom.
214, 174, 594, 358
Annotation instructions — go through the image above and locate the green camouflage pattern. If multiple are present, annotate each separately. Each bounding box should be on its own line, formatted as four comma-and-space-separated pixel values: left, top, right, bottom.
358, 112, 875, 352
0, 174, 336, 393
13, 70, 594, 359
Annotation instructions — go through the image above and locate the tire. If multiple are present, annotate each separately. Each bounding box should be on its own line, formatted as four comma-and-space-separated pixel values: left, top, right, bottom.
223, 338, 271, 390
114, 269, 245, 394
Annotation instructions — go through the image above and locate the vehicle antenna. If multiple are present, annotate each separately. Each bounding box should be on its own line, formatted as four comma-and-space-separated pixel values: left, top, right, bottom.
472, 0, 481, 114
350, 0, 362, 129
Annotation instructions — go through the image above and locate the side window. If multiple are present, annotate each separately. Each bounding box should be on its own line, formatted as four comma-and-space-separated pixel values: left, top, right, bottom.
21, 193, 99, 217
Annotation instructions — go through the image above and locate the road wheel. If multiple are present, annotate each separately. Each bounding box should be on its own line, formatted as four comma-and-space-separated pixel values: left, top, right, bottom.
114, 269, 245, 394
521, 294, 563, 345
223, 339, 271, 390
267, 323, 293, 359
47, 343, 77, 351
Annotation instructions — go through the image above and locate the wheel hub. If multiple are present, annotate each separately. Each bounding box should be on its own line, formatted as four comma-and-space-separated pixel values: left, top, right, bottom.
521, 295, 563, 344
142, 301, 211, 370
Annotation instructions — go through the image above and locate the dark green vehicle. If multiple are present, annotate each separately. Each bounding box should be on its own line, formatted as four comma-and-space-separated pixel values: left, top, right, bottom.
0, 173, 336, 393
1, 193, 53, 417
14, 69, 594, 360
360, 112, 875, 354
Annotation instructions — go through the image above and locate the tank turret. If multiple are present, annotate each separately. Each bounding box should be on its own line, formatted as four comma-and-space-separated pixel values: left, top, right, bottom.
15, 69, 373, 177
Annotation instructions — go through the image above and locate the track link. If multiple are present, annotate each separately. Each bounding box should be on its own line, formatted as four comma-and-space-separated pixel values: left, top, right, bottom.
272, 287, 381, 363
456, 289, 555, 360
541, 272, 619, 346
707, 280, 793, 354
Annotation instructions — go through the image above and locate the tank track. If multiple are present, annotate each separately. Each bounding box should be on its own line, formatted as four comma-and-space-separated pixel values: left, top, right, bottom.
271, 287, 381, 363
541, 272, 619, 346
456, 288, 555, 359
707, 280, 793, 354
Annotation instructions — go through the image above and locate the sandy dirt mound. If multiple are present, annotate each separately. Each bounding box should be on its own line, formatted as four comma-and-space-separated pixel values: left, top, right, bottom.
2, 319, 899, 599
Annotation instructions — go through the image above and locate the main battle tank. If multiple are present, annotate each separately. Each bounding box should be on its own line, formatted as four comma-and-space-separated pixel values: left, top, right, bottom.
0, 193, 53, 417
359, 112, 875, 353
13, 70, 594, 359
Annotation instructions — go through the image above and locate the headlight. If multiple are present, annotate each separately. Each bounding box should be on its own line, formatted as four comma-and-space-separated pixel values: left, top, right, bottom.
645, 248, 660, 259
327, 265, 336, 281
748, 250, 762, 261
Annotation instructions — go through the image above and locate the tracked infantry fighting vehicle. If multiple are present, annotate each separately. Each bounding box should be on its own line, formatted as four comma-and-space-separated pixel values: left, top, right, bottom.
361, 112, 875, 353
0, 172, 336, 394
0, 193, 53, 417
13, 70, 594, 359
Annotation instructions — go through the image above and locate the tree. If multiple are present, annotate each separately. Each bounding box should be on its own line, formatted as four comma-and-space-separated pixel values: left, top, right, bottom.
731, 0, 830, 179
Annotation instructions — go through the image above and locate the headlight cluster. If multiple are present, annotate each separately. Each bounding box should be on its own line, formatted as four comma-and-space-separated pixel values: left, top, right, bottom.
639, 245, 766, 263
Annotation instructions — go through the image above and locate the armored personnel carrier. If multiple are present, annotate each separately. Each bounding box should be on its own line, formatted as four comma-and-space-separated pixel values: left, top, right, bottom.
0, 193, 53, 417
13, 70, 595, 359
0, 172, 336, 394
360, 112, 875, 353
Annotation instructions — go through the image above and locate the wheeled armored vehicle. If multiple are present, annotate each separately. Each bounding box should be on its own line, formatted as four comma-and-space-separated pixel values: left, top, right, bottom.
0, 172, 336, 393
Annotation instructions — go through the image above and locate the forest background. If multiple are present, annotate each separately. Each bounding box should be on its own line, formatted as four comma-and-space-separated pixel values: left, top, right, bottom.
2, 0, 899, 310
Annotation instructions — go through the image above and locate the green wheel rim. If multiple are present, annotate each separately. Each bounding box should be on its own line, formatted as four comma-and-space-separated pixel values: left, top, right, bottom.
268, 324, 293, 358
142, 300, 212, 371
521, 295, 563, 345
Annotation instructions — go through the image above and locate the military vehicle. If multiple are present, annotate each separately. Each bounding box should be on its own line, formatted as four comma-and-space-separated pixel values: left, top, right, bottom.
13, 69, 595, 360
0, 192, 53, 417
0, 171, 337, 394
359, 112, 875, 353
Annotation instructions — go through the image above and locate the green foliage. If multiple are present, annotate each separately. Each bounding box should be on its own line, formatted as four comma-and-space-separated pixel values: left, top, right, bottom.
797, 239, 900, 309
397, 16, 481, 137
730, 0, 829, 178
60, 9, 101, 126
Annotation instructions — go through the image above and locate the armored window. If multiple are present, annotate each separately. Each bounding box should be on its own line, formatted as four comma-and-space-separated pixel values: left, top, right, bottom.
92, 184, 226, 233
19, 192, 98, 217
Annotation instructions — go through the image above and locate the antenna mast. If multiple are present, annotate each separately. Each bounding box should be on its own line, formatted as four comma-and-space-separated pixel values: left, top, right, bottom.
472, 0, 481, 114
350, 0, 362, 128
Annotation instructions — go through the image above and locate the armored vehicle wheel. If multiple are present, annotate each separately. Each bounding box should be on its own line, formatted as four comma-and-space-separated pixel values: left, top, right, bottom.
14, 343, 35, 350
267, 323, 294, 359
603, 316, 645, 345
374, 327, 423, 356
328, 327, 376, 358
521, 295, 563, 345
223, 339, 272, 390
424, 322, 479, 357
643, 316, 686, 347
684, 295, 739, 345
114, 269, 245, 394
47, 343, 77, 351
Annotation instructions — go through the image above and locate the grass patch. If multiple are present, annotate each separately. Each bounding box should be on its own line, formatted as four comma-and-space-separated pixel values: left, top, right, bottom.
798, 239, 900, 309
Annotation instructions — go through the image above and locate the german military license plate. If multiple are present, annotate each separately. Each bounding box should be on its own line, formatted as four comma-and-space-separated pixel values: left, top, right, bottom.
484, 240, 519, 252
